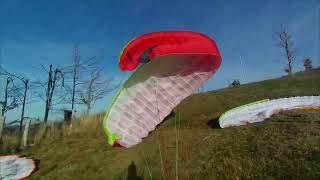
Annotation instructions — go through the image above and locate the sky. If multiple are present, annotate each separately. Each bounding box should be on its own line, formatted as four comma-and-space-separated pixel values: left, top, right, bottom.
0, 0, 319, 123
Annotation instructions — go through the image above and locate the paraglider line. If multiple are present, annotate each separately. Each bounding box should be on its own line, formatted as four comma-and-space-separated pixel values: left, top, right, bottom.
152, 77, 167, 180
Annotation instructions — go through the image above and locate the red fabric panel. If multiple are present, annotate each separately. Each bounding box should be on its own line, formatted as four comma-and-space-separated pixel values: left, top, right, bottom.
119, 31, 222, 71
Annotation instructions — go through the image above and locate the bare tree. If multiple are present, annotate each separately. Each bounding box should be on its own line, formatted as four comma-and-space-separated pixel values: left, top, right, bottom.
277, 25, 295, 75
71, 45, 80, 111
303, 57, 313, 71
0, 79, 19, 145
37, 64, 65, 123
63, 45, 97, 114
0, 77, 19, 117
79, 68, 116, 114
0, 66, 30, 133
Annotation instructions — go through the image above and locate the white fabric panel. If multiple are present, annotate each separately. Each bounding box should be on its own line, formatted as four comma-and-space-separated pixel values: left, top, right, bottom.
219, 96, 320, 128
0, 155, 35, 180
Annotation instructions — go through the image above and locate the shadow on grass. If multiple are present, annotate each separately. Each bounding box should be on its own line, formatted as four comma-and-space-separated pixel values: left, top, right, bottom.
127, 161, 142, 180
207, 117, 221, 128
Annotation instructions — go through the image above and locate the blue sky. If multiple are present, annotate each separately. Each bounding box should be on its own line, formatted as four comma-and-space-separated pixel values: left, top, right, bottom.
1, 0, 319, 122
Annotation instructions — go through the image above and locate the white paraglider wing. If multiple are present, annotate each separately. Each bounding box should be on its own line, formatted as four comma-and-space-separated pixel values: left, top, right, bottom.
219, 96, 320, 128
0, 155, 35, 180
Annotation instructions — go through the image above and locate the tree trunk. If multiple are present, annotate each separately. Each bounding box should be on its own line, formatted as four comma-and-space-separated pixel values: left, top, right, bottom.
86, 79, 93, 115
0, 116, 4, 144
44, 106, 50, 123
86, 103, 90, 115
19, 80, 28, 134
72, 62, 76, 110
44, 65, 52, 123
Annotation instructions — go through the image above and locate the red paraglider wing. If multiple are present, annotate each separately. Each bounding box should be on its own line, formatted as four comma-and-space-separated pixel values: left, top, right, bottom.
119, 31, 221, 71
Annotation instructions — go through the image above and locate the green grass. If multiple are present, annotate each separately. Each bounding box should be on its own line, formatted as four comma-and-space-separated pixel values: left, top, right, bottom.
2, 70, 320, 179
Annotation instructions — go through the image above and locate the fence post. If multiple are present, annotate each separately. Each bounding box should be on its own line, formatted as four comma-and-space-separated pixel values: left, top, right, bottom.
21, 119, 31, 148
0, 116, 4, 142
72, 109, 76, 121
71, 109, 76, 128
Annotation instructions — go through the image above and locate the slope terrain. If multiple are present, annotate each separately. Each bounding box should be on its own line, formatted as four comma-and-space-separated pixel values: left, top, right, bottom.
15, 69, 320, 179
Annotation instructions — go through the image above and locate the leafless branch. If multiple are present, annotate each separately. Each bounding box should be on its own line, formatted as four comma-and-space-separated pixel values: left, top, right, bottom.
276, 25, 295, 75
36, 64, 66, 123
79, 68, 117, 114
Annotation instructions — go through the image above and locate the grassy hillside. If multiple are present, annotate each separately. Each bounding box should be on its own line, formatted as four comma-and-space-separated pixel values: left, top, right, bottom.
6, 70, 320, 179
